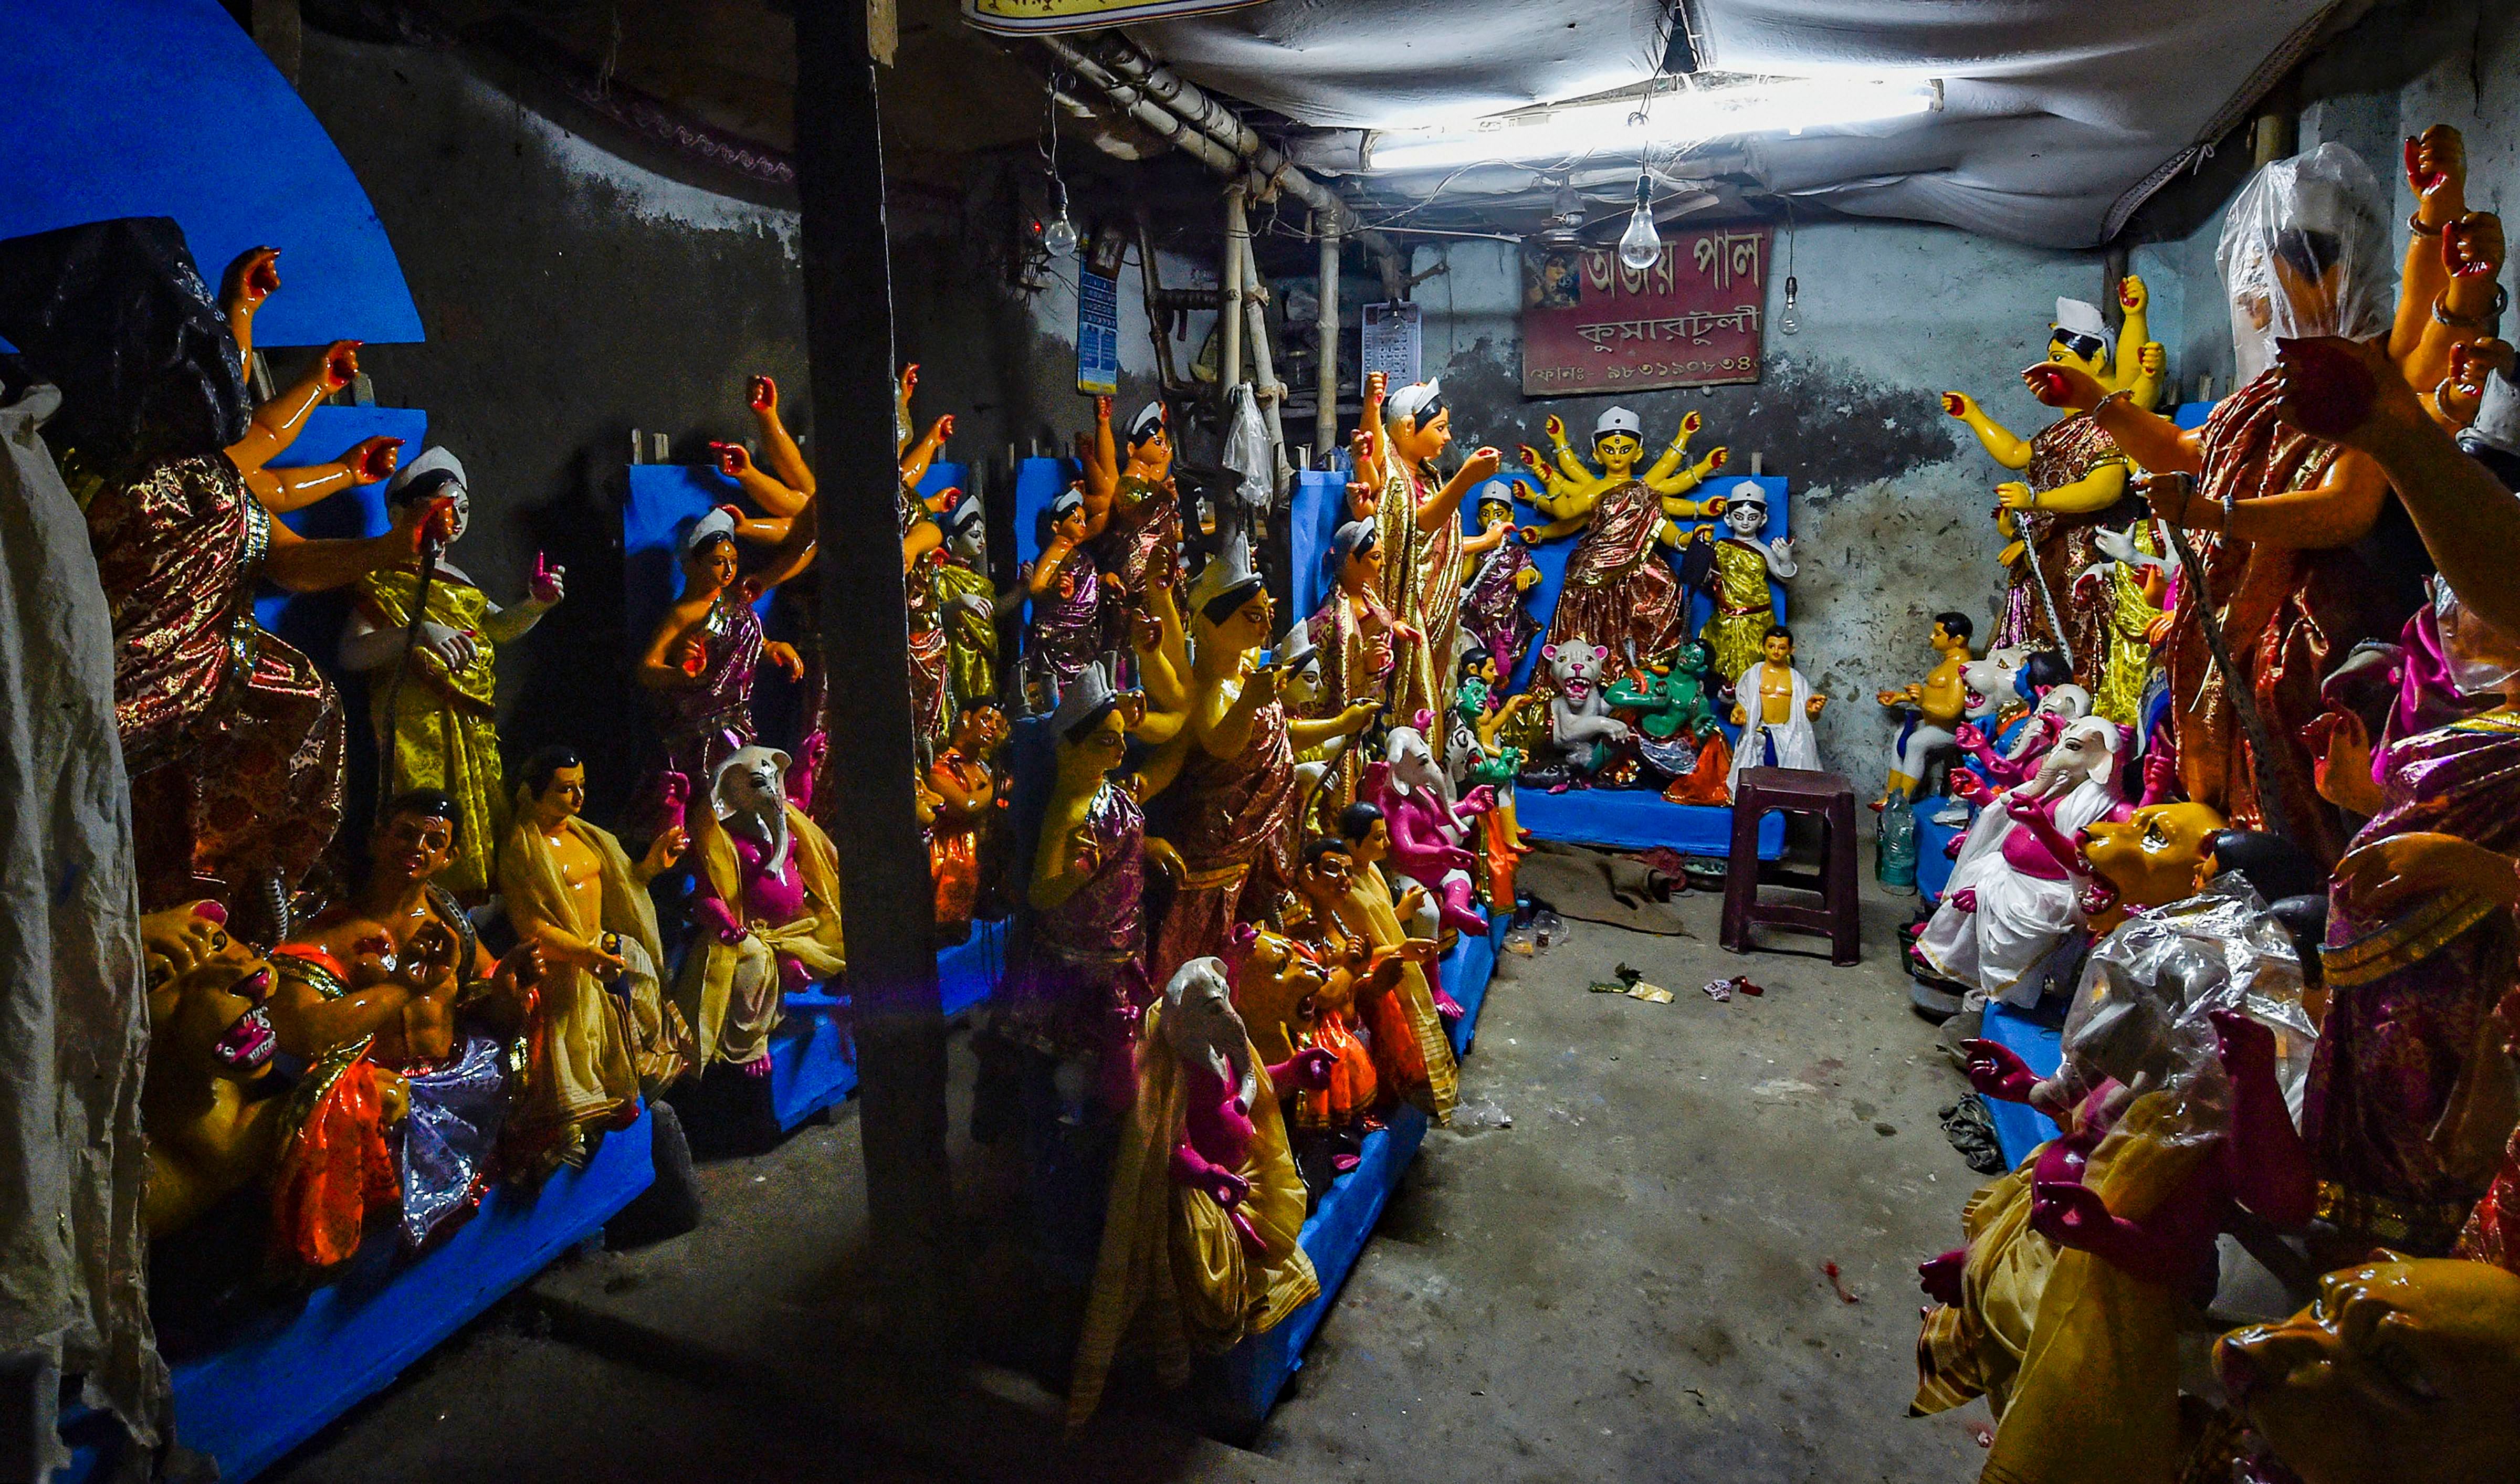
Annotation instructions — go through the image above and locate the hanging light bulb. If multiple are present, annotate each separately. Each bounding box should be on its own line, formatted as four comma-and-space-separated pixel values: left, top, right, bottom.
1043, 177, 1079, 257
1616, 172, 1661, 271
1778, 274, 1801, 335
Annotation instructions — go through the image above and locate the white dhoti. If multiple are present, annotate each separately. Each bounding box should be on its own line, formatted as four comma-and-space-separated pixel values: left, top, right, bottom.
1916, 867, 2082, 1008
1914, 765, 2121, 1008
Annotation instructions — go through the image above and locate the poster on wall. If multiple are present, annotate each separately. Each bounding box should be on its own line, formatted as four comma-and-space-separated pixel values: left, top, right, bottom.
1360, 301, 1421, 388
1519, 225, 1770, 397
962, 0, 1265, 35
1076, 267, 1121, 396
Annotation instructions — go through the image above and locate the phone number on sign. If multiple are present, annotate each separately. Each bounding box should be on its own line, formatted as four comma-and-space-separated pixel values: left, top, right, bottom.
1528, 356, 1756, 387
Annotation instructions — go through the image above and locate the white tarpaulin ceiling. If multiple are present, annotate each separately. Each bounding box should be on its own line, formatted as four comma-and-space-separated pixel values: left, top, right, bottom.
1129, 0, 2365, 246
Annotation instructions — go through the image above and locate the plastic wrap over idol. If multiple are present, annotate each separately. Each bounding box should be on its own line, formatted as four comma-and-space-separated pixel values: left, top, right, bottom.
2051, 877, 2319, 1146
2216, 143, 2393, 387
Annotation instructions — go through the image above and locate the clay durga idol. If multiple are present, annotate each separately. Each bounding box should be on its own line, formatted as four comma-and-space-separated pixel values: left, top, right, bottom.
634, 503, 815, 837
1942, 283, 2157, 669
0, 219, 449, 932
1142, 544, 1376, 982
2070, 143, 2435, 865
992, 666, 1184, 1115
344, 448, 565, 900
1522, 406, 1726, 671
1352, 375, 1502, 729
1081, 397, 1182, 630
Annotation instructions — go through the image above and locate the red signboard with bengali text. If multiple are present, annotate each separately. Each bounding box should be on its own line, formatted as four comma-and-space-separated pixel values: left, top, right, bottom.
1520, 226, 1770, 397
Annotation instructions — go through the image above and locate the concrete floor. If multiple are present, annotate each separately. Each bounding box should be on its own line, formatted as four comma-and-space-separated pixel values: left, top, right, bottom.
1249, 880, 1986, 1482
262, 872, 1990, 1483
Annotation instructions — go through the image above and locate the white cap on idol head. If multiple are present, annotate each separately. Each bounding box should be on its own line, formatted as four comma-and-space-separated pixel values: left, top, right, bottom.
678, 504, 739, 561
2052, 298, 2109, 345
1051, 660, 1120, 739
388, 445, 466, 501
1592, 406, 1643, 442
1385, 379, 1444, 427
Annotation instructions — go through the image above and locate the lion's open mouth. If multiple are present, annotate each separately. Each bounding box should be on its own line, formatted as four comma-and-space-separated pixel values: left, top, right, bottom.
215, 1003, 278, 1071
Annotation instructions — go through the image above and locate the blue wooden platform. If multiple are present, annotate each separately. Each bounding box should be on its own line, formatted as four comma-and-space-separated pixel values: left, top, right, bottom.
1917, 811, 1965, 906
1441, 914, 1503, 1058
1211, 910, 1505, 1428
65, 1106, 656, 1483
1517, 787, 1783, 859
1978, 1001, 2064, 1170
761, 917, 1007, 1131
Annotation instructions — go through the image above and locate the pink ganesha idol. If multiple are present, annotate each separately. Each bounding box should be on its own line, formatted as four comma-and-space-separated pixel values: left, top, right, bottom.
1362, 712, 1496, 944
677, 744, 846, 1077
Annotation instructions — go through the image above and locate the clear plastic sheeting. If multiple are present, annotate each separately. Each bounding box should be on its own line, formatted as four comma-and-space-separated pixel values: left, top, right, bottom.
1221, 381, 1274, 514
2214, 142, 2395, 387
1131, 0, 2363, 247
0, 382, 165, 1467
2050, 876, 2319, 1148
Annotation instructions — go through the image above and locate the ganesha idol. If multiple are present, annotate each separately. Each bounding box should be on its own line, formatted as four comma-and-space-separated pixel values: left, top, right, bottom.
1364, 715, 1496, 942
1915, 880, 2318, 1481
679, 745, 847, 1077
1065, 958, 1330, 1429
1913, 717, 2146, 1007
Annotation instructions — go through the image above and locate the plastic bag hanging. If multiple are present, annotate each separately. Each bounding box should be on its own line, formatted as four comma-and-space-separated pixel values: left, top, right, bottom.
1221, 381, 1274, 515
2214, 143, 2393, 388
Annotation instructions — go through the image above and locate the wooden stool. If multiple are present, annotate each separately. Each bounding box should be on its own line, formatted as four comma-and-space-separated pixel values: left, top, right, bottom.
1720, 766, 1861, 966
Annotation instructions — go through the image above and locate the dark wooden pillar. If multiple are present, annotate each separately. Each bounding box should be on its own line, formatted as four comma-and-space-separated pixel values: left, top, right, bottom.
793, 0, 961, 1353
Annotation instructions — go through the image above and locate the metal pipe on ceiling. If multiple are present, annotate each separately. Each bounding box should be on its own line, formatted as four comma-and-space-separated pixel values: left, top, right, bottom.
1044, 34, 1406, 279
1039, 37, 1259, 184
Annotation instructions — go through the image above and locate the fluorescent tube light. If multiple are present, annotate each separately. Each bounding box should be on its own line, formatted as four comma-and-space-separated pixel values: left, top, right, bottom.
1367, 77, 1941, 173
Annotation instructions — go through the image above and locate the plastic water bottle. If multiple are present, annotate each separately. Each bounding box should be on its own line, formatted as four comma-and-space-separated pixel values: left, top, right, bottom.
1877, 795, 1918, 894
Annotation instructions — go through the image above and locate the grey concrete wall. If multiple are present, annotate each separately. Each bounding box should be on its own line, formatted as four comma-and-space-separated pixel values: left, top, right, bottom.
297, 30, 812, 799
1399, 224, 2131, 782
293, 32, 1185, 806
